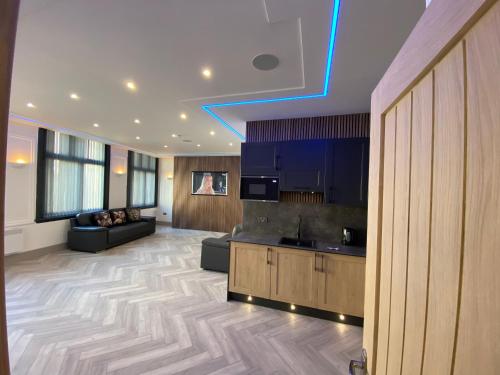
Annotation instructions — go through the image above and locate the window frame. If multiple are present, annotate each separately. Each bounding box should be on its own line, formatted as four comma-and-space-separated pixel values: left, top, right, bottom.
126, 150, 159, 209
35, 128, 111, 223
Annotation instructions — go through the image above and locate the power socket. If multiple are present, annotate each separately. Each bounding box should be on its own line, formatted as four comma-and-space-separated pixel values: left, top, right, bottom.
257, 216, 268, 224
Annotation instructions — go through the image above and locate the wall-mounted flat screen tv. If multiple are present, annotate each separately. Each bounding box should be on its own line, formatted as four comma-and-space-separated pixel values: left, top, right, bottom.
192, 171, 228, 196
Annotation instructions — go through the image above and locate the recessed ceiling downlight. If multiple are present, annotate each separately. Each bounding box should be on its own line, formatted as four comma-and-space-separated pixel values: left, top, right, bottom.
252, 54, 279, 71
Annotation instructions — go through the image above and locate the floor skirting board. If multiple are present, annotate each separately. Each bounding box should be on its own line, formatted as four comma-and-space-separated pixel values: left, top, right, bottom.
4, 243, 66, 261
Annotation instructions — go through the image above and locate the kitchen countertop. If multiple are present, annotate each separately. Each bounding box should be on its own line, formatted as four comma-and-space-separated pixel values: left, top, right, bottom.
230, 232, 366, 258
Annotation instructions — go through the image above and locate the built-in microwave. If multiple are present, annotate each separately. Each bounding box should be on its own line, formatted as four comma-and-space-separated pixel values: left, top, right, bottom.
240, 176, 280, 202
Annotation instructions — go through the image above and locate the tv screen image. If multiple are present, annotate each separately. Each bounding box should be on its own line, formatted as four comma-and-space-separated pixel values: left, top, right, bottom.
191, 171, 228, 196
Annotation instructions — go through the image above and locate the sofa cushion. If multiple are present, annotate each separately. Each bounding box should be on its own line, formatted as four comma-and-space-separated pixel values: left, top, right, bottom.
110, 209, 127, 225
126, 208, 141, 222
202, 234, 231, 249
76, 212, 95, 226
94, 211, 113, 227
108, 222, 150, 244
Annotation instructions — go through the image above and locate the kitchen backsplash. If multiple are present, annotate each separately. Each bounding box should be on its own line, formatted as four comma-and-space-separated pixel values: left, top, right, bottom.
243, 201, 367, 246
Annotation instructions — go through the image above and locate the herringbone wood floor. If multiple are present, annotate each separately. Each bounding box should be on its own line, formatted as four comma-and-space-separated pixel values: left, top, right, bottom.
5, 226, 362, 375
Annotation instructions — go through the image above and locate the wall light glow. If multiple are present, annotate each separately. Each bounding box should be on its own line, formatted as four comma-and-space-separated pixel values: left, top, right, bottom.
201, 0, 341, 141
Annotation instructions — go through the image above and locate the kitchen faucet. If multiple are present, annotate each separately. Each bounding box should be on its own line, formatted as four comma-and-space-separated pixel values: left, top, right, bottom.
296, 215, 302, 239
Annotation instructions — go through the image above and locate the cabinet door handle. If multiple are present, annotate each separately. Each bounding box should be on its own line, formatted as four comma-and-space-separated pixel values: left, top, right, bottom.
320, 254, 325, 273
317, 171, 321, 186
267, 248, 272, 265
314, 253, 319, 272
360, 143, 365, 202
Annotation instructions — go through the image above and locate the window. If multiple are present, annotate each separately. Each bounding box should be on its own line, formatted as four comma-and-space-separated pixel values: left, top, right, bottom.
127, 151, 158, 208
36, 129, 110, 222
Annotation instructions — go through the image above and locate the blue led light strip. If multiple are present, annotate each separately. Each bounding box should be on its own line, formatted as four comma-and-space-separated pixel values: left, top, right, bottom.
202, 0, 341, 141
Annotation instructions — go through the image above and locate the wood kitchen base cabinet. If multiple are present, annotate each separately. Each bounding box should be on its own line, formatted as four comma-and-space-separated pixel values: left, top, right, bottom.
270, 248, 317, 307
229, 241, 366, 320
317, 253, 365, 317
229, 242, 271, 299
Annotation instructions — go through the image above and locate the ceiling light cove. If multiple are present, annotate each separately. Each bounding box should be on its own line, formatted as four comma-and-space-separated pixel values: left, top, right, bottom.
134, 118, 141, 124
26, 102, 36, 109
201, 68, 212, 79
179, 112, 187, 120
125, 80, 137, 92
69, 93, 80, 100
200, 0, 341, 142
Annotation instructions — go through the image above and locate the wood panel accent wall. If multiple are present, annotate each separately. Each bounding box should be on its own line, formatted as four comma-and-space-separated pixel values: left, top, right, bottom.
246, 113, 370, 143
172, 156, 243, 233
1, 1, 20, 373
365, 0, 500, 373
279, 191, 324, 204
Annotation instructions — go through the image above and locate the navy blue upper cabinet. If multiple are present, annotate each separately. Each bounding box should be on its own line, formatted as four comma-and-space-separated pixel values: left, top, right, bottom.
279, 140, 326, 192
241, 142, 279, 176
325, 138, 370, 207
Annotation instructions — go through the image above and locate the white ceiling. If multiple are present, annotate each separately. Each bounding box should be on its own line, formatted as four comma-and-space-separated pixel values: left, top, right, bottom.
10, 0, 424, 156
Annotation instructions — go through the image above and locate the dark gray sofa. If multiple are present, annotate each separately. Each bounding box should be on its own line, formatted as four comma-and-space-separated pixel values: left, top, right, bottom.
68, 210, 156, 252
200, 225, 242, 273
200, 234, 231, 273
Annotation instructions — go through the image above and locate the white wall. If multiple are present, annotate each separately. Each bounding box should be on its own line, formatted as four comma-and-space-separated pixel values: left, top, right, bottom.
4, 121, 173, 254
109, 145, 128, 208
156, 157, 174, 223
5, 123, 70, 254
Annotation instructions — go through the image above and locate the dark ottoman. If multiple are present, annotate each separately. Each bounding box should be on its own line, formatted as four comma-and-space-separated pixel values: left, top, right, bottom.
200, 234, 231, 273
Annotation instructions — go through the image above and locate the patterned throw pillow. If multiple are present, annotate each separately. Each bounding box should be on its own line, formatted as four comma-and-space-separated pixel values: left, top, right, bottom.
94, 211, 113, 227
126, 208, 141, 222
110, 210, 127, 225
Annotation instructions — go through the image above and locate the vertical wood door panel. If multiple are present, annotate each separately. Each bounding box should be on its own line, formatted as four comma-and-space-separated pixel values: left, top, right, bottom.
363, 98, 384, 374
375, 108, 397, 375
422, 43, 465, 375
270, 248, 317, 307
386, 93, 412, 375
401, 73, 434, 375
454, 3, 500, 373
229, 242, 271, 299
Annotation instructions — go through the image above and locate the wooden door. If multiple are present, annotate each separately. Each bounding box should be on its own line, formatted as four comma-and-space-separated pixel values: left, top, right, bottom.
1, 1, 21, 373
365, 1, 500, 374
229, 242, 271, 299
317, 253, 365, 317
270, 247, 317, 307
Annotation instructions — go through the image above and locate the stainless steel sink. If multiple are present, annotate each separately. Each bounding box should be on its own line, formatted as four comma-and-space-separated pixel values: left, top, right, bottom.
279, 237, 317, 249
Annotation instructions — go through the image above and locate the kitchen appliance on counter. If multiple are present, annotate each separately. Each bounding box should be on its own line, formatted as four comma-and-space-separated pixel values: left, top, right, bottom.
342, 227, 355, 246
240, 176, 279, 202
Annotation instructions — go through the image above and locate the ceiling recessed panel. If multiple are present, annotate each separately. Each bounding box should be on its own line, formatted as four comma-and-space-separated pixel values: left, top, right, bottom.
10, 0, 423, 155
